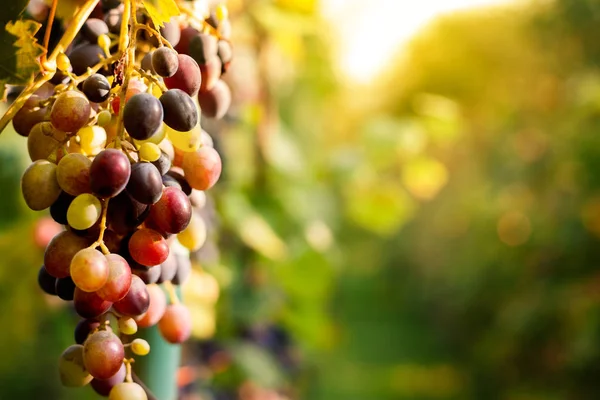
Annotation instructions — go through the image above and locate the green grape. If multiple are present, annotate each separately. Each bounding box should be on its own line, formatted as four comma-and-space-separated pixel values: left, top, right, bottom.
166, 124, 202, 152
27, 122, 67, 161
78, 125, 107, 156
97, 110, 112, 127
109, 382, 147, 400
130, 338, 150, 356
138, 143, 161, 162
21, 160, 62, 211
118, 317, 137, 335
67, 193, 102, 230
70, 248, 109, 292
59, 345, 93, 387
177, 212, 207, 251
57, 153, 92, 196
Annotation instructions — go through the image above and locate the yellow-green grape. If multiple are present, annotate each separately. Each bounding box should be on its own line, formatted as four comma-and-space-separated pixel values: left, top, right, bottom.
166, 125, 202, 152
59, 345, 93, 387
133, 123, 166, 146
57, 53, 71, 72
215, 4, 229, 21
177, 212, 207, 251
67, 193, 102, 230
78, 125, 107, 156
118, 317, 138, 335
109, 382, 147, 400
130, 339, 150, 356
138, 142, 161, 162
97, 110, 112, 127
98, 34, 111, 57
21, 160, 62, 211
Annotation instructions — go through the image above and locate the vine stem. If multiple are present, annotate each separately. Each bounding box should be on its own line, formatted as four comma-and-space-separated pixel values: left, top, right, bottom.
41, 0, 58, 64
0, 0, 100, 134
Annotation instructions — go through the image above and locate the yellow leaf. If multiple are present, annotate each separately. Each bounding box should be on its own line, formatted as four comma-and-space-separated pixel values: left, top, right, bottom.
5, 19, 44, 79
142, 0, 180, 28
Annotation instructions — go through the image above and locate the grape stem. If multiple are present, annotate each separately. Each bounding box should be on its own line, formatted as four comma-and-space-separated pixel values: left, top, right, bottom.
90, 199, 110, 254
41, 0, 58, 64
134, 66, 168, 92
163, 280, 180, 305
135, 23, 173, 49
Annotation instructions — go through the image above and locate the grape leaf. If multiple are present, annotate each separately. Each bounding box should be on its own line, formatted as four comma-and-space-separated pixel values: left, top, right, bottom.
0, 0, 35, 100
142, 0, 180, 28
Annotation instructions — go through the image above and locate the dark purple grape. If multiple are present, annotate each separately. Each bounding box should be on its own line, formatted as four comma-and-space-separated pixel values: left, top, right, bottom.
38, 266, 57, 295
189, 33, 218, 65
147, 187, 192, 234
74, 319, 100, 345
82, 74, 111, 103
56, 276, 76, 301
13, 105, 47, 137
152, 47, 179, 78
104, 8, 122, 34
198, 79, 231, 119
113, 275, 149, 316
141, 51, 155, 73
161, 174, 182, 191
160, 89, 198, 131
132, 264, 162, 284
107, 191, 149, 234
90, 149, 131, 198
165, 169, 191, 195
175, 27, 198, 54
126, 162, 163, 205
91, 363, 126, 396
151, 152, 171, 175
50, 192, 75, 225
81, 18, 109, 44
74, 288, 112, 319
123, 93, 163, 140
101, 0, 121, 11
68, 44, 104, 75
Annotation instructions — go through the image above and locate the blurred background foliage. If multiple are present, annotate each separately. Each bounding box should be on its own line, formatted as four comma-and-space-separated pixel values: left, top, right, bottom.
4, 0, 600, 399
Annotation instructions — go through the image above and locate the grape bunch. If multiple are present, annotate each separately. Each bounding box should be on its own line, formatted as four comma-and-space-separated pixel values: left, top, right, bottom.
9, 0, 233, 398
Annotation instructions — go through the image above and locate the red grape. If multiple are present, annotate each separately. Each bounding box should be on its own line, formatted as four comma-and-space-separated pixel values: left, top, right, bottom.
83, 330, 124, 380
147, 187, 192, 234
113, 275, 149, 317
158, 303, 192, 344
74, 288, 112, 319
128, 228, 169, 266
96, 254, 132, 302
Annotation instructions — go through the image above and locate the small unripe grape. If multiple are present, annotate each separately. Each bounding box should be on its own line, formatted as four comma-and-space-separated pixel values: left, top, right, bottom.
118, 317, 137, 335
130, 338, 150, 356
98, 34, 112, 56
97, 110, 112, 127
57, 53, 71, 72
78, 125, 107, 156
67, 193, 102, 230
215, 4, 228, 21
138, 143, 161, 162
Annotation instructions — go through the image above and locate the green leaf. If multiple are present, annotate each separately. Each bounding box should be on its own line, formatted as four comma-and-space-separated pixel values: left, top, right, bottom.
0, 0, 35, 100
142, 0, 180, 28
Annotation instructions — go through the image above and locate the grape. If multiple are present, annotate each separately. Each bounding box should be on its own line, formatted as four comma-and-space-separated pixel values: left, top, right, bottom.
74, 287, 112, 318
97, 254, 132, 302
50, 90, 91, 132
118, 317, 137, 335
133, 123, 166, 146
70, 248, 109, 292
126, 162, 163, 205
56, 276, 77, 301
182, 146, 222, 190
91, 363, 126, 397
67, 193, 102, 230
78, 125, 107, 156
27, 122, 67, 161
138, 143, 161, 162
178, 212, 207, 251
59, 344, 93, 387
160, 89, 198, 132
131, 338, 150, 356
123, 93, 164, 140
172, 252, 191, 285
56, 53, 71, 72
21, 160, 62, 211
160, 20, 181, 47
81, 18, 109, 44
44, 230, 90, 278
74, 319, 100, 344
157, 251, 177, 284
141, 51, 154, 73
189, 33, 218, 65
201, 130, 214, 147
175, 27, 199, 54
13, 104, 47, 137
57, 153, 92, 196
111, 82, 147, 115
151, 47, 179, 78
198, 79, 231, 119
166, 124, 202, 153
97, 110, 112, 127
83, 74, 111, 103
158, 303, 192, 344
217, 40, 233, 73
151, 151, 171, 175
109, 382, 147, 400
148, 187, 192, 233
189, 189, 206, 208
164, 54, 201, 96
83, 330, 125, 380
113, 275, 149, 316
199, 56, 222, 92
218, 18, 232, 40
165, 169, 191, 195
132, 264, 161, 284
104, 8, 122, 33
135, 283, 166, 328
68, 44, 104, 75
128, 228, 169, 266
38, 266, 57, 295
107, 191, 150, 234
90, 149, 131, 198
51, 68, 71, 85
